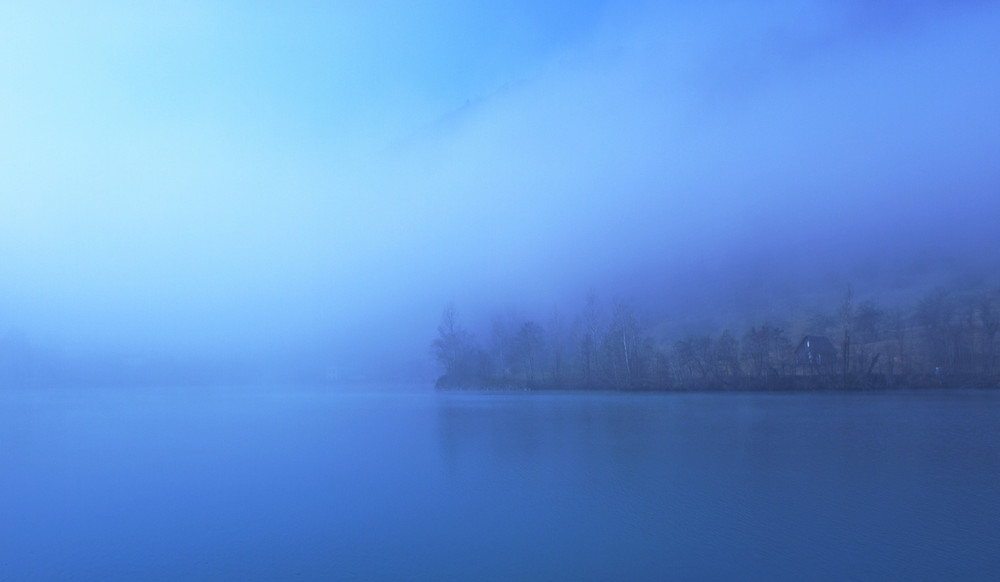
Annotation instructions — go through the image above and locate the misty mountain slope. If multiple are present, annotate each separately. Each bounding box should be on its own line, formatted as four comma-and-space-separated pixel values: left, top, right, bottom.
1, 1, 998, 382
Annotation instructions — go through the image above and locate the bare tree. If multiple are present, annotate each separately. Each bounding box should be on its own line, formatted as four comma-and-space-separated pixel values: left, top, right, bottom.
674, 335, 713, 381
839, 285, 853, 380
742, 324, 790, 379
884, 308, 909, 379
547, 307, 567, 387
855, 301, 885, 344
605, 298, 646, 389
914, 289, 956, 372
577, 293, 603, 388
978, 290, 1000, 376
431, 304, 486, 387
512, 321, 545, 387
715, 330, 742, 379
490, 310, 523, 380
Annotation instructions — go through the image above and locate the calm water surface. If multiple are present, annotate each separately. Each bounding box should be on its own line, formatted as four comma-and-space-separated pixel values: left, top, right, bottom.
2, 386, 998, 581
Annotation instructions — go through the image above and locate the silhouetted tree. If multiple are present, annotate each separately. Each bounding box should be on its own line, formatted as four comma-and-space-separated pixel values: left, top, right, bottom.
432, 304, 488, 388
715, 330, 742, 380
604, 298, 649, 389
839, 286, 853, 380
855, 301, 885, 343
576, 293, 603, 388
674, 335, 713, 381
546, 308, 567, 387
914, 289, 956, 372
978, 290, 1000, 376
742, 324, 790, 379
512, 321, 545, 387
431, 279, 1000, 391
490, 310, 523, 381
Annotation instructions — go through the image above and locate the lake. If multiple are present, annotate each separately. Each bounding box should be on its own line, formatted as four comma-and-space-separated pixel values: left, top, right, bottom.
2, 386, 998, 581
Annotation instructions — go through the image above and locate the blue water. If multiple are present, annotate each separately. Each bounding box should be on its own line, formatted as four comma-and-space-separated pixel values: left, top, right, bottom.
2, 386, 998, 581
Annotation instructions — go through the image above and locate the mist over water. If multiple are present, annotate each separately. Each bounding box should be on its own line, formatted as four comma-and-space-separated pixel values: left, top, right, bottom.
3, 5, 1000, 580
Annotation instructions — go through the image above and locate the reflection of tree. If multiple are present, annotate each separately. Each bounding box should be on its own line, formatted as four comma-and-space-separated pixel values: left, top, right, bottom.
435, 396, 664, 477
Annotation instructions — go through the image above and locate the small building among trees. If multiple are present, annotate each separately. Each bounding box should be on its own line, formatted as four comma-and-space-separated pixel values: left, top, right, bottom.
795, 335, 838, 373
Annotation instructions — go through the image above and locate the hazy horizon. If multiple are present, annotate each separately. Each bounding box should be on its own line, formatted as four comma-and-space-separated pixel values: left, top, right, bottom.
2, 1, 999, 383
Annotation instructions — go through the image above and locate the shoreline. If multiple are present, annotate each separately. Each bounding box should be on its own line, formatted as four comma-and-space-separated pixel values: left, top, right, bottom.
437, 374, 1000, 394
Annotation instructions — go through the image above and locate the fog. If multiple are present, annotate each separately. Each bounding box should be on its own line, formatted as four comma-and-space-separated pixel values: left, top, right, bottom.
2, 1, 999, 384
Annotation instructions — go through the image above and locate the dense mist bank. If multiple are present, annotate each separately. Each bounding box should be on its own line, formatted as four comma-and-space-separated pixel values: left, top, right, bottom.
431, 279, 1000, 392
0, 334, 430, 387
3, 2, 998, 384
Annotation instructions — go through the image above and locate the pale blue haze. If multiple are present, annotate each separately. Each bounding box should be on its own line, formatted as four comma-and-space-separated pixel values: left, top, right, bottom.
3, 5, 1000, 576
2, 2, 999, 377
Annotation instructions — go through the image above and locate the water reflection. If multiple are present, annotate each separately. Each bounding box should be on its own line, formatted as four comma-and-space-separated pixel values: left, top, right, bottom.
2, 387, 998, 581
434, 391, 1000, 581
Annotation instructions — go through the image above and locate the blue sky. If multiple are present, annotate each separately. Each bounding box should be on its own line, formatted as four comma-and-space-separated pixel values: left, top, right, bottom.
2, 1, 999, 374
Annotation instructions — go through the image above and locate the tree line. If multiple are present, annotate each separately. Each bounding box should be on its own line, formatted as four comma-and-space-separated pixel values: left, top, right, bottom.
431, 285, 1000, 391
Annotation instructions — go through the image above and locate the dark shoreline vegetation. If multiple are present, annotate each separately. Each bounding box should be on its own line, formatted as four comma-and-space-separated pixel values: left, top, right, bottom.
432, 286, 1000, 393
